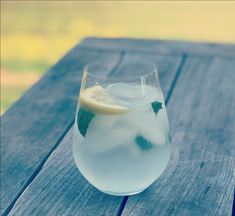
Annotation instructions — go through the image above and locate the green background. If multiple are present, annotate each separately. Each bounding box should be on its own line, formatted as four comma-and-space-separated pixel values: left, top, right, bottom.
1, 1, 235, 113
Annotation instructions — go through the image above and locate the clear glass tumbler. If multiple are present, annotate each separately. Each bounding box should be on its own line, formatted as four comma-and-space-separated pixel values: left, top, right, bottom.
73, 61, 171, 195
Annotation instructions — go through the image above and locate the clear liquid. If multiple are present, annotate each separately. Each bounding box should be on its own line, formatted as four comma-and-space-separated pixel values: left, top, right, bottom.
73, 83, 171, 195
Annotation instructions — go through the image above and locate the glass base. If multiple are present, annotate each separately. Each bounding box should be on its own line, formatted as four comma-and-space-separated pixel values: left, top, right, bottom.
99, 189, 145, 196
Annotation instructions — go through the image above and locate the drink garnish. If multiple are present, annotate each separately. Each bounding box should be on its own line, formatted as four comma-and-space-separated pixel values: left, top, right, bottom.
77, 107, 95, 137
151, 101, 162, 114
135, 135, 153, 151
79, 85, 129, 115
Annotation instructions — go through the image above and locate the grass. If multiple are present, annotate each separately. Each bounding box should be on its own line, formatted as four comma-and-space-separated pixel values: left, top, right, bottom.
1, 1, 235, 113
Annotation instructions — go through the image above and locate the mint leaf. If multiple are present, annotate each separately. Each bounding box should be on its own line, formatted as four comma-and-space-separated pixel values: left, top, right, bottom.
135, 135, 153, 151
151, 101, 162, 114
77, 108, 95, 137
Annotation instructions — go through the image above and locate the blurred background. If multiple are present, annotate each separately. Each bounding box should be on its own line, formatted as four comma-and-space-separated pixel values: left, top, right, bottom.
1, 1, 235, 114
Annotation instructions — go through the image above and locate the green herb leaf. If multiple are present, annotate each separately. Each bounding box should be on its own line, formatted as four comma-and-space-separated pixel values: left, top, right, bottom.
135, 135, 153, 151
151, 101, 162, 114
77, 107, 95, 137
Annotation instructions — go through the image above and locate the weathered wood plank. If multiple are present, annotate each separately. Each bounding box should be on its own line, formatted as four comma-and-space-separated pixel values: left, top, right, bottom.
122, 57, 235, 215
1, 48, 121, 215
122, 158, 235, 216
8, 53, 183, 215
8, 129, 124, 216
168, 57, 235, 161
79, 37, 235, 57
109, 53, 183, 98
4, 37, 234, 215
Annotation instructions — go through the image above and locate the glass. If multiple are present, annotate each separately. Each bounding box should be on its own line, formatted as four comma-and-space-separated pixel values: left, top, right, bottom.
73, 61, 171, 196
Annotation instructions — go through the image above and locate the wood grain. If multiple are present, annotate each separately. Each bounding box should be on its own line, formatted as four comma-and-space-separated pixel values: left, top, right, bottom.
168, 57, 235, 161
2, 38, 235, 215
79, 37, 235, 57
1, 48, 122, 215
122, 158, 235, 216
109, 53, 183, 98
7, 53, 183, 215
8, 129, 123, 216
122, 56, 235, 215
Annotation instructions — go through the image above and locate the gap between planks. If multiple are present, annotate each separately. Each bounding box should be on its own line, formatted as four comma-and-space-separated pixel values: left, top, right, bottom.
116, 54, 188, 216
3, 121, 74, 216
5, 52, 187, 216
4, 51, 125, 216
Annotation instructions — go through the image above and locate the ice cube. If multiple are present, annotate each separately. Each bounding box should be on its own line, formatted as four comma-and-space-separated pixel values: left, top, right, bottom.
126, 111, 168, 146
84, 116, 136, 154
106, 83, 144, 108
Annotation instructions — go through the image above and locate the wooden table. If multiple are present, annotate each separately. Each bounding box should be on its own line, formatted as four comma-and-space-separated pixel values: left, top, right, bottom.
1, 38, 235, 216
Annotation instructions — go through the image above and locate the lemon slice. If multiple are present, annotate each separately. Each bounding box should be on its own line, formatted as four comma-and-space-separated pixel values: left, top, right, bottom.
79, 85, 129, 115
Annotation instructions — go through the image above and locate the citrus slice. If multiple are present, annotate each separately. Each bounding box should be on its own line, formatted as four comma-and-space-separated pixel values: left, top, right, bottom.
79, 85, 129, 115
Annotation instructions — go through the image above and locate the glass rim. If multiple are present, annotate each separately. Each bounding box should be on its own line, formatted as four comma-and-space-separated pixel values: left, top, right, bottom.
83, 60, 158, 82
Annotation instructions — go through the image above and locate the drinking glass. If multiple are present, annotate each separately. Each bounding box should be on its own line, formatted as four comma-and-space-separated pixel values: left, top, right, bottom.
73, 61, 171, 195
